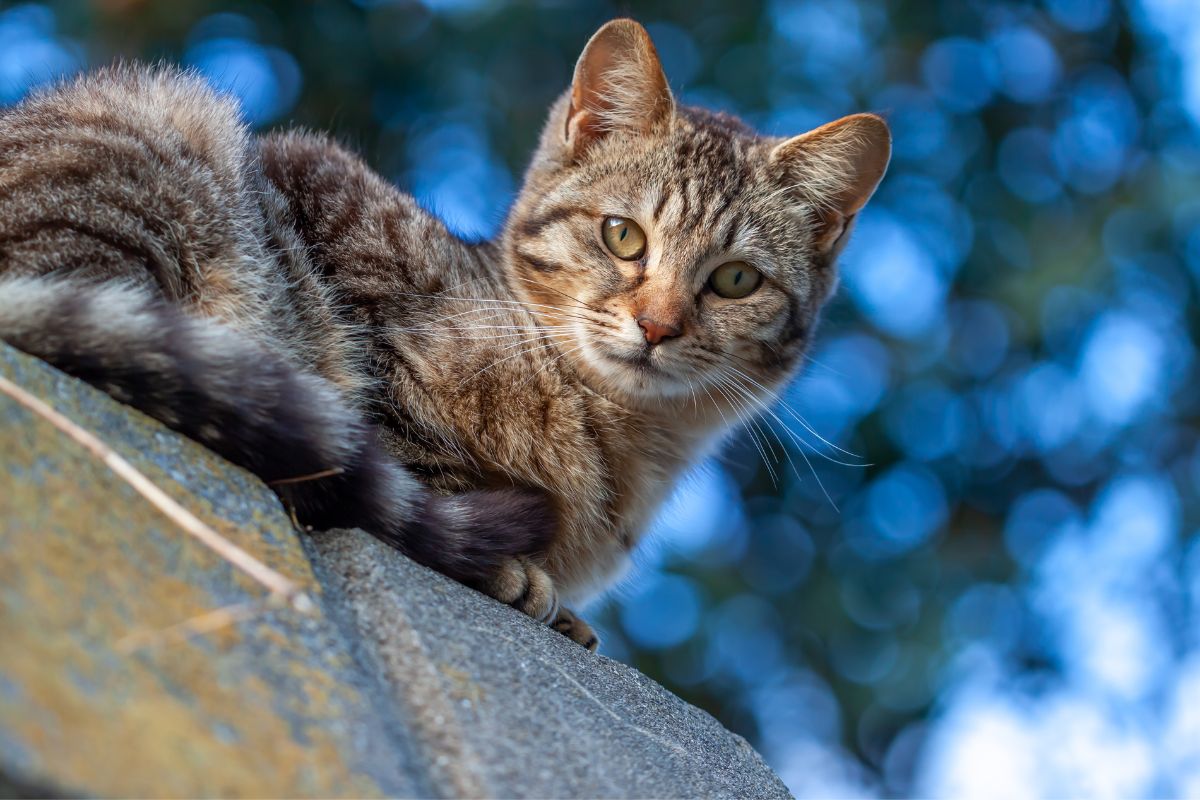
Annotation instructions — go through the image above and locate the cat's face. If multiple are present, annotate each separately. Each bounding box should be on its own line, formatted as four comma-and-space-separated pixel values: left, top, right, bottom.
505, 20, 890, 406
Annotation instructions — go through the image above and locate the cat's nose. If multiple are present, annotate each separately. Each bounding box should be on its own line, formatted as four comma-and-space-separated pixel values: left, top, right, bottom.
637, 316, 682, 346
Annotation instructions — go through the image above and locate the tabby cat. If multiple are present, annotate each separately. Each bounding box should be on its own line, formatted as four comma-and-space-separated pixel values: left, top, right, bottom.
0, 20, 889, 649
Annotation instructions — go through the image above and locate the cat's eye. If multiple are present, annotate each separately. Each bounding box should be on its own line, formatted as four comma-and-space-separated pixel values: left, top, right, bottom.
708, 261, 762, 299
601, 216, 647, 260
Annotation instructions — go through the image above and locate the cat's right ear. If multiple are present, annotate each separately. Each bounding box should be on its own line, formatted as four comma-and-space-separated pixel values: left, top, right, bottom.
565, 19, 674, 154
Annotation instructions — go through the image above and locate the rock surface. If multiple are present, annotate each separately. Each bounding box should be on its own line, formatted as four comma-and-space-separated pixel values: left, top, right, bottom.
0, 342, 790, 799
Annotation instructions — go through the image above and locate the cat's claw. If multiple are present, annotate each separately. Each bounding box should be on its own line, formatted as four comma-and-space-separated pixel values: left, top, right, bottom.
475, 558, 598, 650
552, 607, 599, 652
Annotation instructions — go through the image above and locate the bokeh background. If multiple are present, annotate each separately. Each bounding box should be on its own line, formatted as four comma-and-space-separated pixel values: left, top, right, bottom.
4, 0, 1200, 796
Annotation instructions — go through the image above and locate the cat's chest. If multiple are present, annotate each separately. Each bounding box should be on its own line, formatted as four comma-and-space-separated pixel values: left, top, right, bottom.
386, 321, 708, 595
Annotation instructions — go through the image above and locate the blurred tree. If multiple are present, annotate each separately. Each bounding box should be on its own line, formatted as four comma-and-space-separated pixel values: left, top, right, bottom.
4, 0, 1200, 795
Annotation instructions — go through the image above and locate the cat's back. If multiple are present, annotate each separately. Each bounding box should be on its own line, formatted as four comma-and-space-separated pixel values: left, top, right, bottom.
0, 64, 264, 298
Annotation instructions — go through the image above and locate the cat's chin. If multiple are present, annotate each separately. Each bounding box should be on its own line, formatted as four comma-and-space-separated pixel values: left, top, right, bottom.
576, 342, 702, 404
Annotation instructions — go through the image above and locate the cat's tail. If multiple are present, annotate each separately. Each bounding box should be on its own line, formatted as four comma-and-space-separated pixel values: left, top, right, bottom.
0, 274, 553, 581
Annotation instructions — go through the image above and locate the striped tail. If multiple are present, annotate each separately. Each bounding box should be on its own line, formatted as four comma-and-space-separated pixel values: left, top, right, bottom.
0, 274, 553, 581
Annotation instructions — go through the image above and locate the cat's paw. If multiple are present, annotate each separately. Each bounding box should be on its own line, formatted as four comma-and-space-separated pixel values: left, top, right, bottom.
552, 607, 599, 652
478, 556, 559, 624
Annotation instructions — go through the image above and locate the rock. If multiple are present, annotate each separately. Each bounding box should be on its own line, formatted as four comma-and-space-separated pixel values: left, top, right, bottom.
0, 342, 790, 799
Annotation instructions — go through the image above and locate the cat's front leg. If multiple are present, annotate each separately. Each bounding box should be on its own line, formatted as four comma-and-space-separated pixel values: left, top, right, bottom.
472, 557, 599, 651
475, 556, 560, 625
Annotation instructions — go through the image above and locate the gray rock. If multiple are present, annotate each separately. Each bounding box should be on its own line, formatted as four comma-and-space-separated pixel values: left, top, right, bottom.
0, 342, 790, 799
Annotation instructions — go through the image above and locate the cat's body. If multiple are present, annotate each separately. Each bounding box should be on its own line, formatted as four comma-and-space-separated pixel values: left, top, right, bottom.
0, 21, 889, 648
262, 130, 714, 602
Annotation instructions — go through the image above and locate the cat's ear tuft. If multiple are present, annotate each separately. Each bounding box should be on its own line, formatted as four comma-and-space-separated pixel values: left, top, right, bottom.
565, 19, 674, 154
771, 113, 892, 254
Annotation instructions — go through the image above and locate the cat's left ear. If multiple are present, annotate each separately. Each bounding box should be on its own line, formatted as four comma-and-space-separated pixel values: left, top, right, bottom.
565, 19, 674, 154
771, 113, 891, 255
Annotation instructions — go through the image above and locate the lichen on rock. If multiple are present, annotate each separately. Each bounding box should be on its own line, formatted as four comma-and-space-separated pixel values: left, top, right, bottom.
0, 342, 789, 799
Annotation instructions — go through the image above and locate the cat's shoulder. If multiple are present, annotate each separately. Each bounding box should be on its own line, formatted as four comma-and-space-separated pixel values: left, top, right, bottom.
256, 128, 430, 237
258, 128, 376, 187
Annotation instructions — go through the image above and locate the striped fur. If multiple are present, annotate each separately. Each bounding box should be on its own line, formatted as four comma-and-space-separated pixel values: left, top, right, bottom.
0, 20, 889, 648
0, 276, 552, 582
0, 66, 552, 588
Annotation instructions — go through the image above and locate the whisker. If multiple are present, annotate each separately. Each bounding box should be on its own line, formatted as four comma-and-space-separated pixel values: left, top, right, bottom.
714, 372, 806, 489
389, 284, 623, 333
497, 329, 573, 353
519, 341, 589, 388
723, 363, 865, 461
709, 378, 778, 487
509, 274, 616, 318
393, 290, 603, 324
407, 324, 578, 333
715, 370, 840, 511
457, 331, 565, 387
699, 382, 735, 443
720, 367, 866, 469
412, 305, 599, 328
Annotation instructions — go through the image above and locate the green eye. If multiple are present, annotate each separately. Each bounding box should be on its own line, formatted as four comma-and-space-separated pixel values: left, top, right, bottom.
708, 261, 762, 299
601, 216, 647, 260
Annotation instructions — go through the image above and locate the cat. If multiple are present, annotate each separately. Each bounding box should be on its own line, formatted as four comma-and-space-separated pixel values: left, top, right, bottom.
0, 19, 889, 650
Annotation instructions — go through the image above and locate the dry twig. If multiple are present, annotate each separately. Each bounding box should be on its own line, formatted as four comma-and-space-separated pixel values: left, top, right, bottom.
115, 600, 267, 653
0, 373, 314, 614
268, 466, 344, 486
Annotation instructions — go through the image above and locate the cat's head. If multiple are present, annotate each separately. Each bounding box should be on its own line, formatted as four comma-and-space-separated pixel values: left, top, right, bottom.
504, 19, 890, 406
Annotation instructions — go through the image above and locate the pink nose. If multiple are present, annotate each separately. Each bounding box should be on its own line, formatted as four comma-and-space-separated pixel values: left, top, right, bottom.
637, 316, 682, 345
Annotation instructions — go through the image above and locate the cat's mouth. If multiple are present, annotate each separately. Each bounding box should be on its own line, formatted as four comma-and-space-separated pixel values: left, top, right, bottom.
581, 340, 704, 401
601, 345, 666, 374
